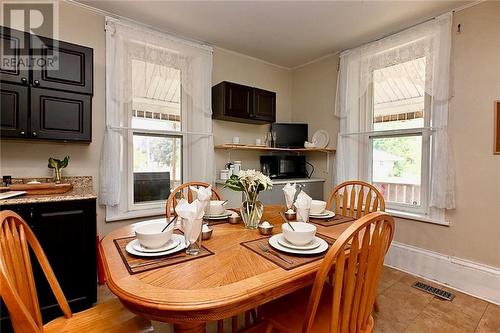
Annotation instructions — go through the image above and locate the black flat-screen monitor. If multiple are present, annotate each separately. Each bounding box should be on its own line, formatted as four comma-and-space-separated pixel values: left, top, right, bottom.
271, 123, 308, 148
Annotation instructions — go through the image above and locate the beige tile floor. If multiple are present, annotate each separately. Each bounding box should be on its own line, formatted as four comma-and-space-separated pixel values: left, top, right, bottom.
98, 266, 500, 333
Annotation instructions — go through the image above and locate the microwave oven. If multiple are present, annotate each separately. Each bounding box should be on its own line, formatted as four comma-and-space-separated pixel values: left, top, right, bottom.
260, 155, 307, 179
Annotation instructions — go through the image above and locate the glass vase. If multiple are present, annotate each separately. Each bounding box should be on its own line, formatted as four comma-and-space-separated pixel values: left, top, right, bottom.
241, 197, 264, 229
53, 169, 62, 184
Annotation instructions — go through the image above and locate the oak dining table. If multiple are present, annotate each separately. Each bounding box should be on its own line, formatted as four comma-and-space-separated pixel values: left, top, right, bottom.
99, 205, 354, 333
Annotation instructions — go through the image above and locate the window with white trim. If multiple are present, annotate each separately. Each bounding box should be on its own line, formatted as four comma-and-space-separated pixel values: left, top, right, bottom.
128, 59, 183, 210
369, 57, 430, 214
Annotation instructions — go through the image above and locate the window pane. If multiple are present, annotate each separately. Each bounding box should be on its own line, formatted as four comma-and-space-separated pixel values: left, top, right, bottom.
373, 57, 426, 131
131, 59, 181, 131
133, 134, 182, 203
372, 135, 422, 206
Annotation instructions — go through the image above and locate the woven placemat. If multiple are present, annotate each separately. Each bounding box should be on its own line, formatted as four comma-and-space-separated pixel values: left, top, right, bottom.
240, 233, 338, 270
113, 231, 214, 275
279, 211, 355, 227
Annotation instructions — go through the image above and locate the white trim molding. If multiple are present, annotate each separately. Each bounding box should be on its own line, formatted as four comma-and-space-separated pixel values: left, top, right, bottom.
385, 241, 500, 305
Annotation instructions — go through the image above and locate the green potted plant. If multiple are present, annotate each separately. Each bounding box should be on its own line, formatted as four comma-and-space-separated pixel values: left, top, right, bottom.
48, 156, 70, 184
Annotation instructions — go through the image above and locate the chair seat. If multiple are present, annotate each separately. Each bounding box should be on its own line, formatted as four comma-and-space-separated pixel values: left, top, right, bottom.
44, 299, 154, 333
262, 285, 374, 333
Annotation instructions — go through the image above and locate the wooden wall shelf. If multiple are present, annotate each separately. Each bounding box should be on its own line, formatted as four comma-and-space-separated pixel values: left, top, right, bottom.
214, 144, 335, 153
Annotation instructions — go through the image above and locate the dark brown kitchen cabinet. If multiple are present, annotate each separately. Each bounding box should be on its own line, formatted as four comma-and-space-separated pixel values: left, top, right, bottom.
212, 81, 276, 124
31, 36, 93, 95
253, 88, 276, 122
31, 88, 92, 141
0, 199, 97, 333
0, 26, 93, 142
0, 83, 29, 137
0, 26, 30, 85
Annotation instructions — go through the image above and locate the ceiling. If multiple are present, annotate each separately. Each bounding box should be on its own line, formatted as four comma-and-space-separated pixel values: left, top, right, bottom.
78, 0, 470, 68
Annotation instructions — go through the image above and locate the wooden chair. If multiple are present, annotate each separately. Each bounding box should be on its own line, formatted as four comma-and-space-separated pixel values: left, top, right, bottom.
327, 180, 386, 219
261, 211, 395, 333
326, 180, 386, 313
0, 210, 153, 333
165, 181, 223, 219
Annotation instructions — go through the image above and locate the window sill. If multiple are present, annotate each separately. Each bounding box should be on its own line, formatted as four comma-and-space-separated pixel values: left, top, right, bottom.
106, 207, 165, 222
386, 208, 450, 226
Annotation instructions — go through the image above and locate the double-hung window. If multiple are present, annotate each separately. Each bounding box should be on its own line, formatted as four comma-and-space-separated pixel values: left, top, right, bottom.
102, 18, 214, 221
369, 57, 431, 214
336, 13, 454, 223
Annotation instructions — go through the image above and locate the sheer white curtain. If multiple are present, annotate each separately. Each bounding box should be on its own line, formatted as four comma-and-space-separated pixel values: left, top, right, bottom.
100, 18, 214, 210
335, 13, 455, 210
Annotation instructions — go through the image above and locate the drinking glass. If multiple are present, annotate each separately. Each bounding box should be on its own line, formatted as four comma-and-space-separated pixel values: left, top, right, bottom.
271, 131, 277, 148
265, 132, 273, 147
296, 207, 310, 223
183, 218, 203, 255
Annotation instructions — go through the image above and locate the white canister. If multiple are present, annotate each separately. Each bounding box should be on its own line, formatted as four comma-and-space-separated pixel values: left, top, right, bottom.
233, 161, 241, 176
220, 169, 230, 180
232, 136, 240, 144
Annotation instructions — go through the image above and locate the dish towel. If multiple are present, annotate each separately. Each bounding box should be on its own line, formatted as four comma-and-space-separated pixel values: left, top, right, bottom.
175, 198, 205, 244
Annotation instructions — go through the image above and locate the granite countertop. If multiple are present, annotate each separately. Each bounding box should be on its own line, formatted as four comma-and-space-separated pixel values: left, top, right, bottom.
0, 176, 97, 206
215, 177, 326, 185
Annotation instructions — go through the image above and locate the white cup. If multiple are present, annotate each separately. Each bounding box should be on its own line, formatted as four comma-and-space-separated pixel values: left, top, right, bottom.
232, 136, 240, 144
255, 138, 262, 145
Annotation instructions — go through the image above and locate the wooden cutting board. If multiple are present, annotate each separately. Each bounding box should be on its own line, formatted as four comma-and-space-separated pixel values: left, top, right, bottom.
0, 183, 73, 195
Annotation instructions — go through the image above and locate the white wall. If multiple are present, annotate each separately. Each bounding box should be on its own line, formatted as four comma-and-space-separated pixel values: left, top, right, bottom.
212, 48, 293, 172
291, 55, 340, 199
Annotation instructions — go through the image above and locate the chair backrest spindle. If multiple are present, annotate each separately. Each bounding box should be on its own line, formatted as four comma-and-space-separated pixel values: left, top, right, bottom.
165, 182, 223, 218
328, 181, 386, 218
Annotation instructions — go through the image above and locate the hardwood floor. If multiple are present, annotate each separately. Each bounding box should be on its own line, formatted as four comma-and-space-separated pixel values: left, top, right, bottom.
97, 266, 500, 333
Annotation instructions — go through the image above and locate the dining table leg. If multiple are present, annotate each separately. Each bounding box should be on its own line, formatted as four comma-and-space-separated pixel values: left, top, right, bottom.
173, 321, 206, 333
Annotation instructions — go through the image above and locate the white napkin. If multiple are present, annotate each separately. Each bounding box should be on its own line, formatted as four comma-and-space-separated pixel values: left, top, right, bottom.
175, 198, 205, 244
283, 183, 297, 210
294, 190, 312, 209
189, 185, 212, 211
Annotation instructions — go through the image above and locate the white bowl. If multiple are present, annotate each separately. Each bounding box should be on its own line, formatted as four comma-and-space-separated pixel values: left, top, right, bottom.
282, 222, 317, 246
135, 222, 173, 249
208, 200, 226, 215
310, 200, 327, 215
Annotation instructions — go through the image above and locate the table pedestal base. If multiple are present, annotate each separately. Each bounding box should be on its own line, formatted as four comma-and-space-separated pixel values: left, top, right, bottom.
173, 322, 206, 333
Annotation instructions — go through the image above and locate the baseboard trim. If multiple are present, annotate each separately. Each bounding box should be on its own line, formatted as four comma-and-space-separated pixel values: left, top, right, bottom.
384, 241, 500, 305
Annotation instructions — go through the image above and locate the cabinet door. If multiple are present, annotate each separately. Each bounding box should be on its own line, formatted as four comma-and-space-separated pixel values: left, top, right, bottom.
0, 83, 28, 138
31, 36, 93, 95
33, 200, 97, 319
224, 82, 253, 118
0, 27, 30, 85
30, 87, 91, 142
253, 88, 276, 122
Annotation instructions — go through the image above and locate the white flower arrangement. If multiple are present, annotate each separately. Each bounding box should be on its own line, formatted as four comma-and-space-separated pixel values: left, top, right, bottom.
225, 169, 273, 195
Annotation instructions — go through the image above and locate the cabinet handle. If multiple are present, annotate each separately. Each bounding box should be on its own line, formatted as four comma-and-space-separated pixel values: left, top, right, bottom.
21, 77, 28, 85
32, 132, 37, 137
33, 80, 40, 86
20, 131, 25, 136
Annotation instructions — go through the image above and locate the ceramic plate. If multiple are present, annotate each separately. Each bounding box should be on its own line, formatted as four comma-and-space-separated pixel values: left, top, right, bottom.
126, 234, 186, 257
309, 210, 329, 217
312, 130, 330, 148
277, 234, 322, 250
268, 234, 328, 255
309, 210, 335, 219
204, 210, 232, 219
131, 238, 180, 253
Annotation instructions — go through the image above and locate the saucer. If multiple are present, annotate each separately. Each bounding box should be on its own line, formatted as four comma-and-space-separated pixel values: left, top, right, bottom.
277, 234, 321, 250
132, 238, 180, 253
268, 234, 328, 255
126, 234, 186, 257
309, 210, 335, 219
204, 210, 232, 220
